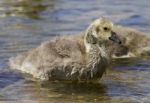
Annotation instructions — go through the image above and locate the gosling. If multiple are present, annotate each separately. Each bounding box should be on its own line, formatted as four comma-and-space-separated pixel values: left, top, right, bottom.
9, 17, 121, 81
112, 26, 150, 58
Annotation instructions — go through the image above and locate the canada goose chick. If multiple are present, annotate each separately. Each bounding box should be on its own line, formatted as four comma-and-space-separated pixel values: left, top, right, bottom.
112, 26, 150, 58
9, 17, 121, 81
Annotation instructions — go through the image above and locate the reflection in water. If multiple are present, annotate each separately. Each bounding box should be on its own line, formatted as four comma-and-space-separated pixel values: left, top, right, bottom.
41, 81, 107, 95
0, 80, 109, 102
1, 74, 148, 103
0, 0, 55, 19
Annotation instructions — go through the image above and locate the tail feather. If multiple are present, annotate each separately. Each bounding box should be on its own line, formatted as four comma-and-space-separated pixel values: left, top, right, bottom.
9, 52, 28, 70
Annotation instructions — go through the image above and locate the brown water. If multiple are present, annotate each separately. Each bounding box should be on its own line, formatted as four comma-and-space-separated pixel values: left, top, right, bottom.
0, 0, 150, 103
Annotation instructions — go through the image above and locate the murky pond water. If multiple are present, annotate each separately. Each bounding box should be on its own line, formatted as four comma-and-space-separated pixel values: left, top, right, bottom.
0, 0, 150, 103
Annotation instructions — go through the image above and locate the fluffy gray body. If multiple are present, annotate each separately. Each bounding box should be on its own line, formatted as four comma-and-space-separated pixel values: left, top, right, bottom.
10, 17, 118, 81
10, 37, 110, 81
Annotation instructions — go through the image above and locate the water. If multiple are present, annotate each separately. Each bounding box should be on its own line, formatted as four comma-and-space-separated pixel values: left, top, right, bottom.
0, 0, 150, 102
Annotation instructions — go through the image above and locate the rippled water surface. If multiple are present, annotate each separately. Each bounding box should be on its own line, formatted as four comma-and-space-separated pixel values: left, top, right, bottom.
0, 0, 150, 103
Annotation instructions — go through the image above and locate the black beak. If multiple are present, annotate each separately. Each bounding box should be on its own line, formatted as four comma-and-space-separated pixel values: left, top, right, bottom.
109, 31, 122, 44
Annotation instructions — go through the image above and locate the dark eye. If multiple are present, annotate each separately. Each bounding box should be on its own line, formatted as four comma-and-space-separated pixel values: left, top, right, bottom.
103, 27, 109, 31
96, 27, 100, 32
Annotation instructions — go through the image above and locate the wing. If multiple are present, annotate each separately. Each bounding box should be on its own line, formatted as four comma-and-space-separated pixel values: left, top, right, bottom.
54, 37, 85, 59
